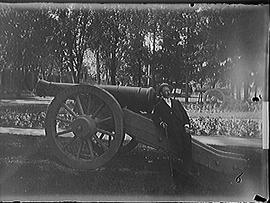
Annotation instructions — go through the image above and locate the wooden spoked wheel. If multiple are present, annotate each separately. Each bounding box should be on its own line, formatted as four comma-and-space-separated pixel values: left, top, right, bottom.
203, 89, 227, 107
45, 85, 124, 170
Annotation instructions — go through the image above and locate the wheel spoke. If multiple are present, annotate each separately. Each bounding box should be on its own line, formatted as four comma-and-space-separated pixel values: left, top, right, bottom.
87, 95, 92, 115
97, 116, 112, 124
97, 128, 114, 138
76, 140, 84, 159
86, 138, 95, 159
63, 103, 78, 118
93, 134, 109, 150
108, 135, 112, 147
56, 128, 73, 137
56, 116, 72, 124
76, 96, 85, 115
63, 135, 79, 150
92, 103, 105, 118
99, 133, 105, 140
45, 85, 124, 170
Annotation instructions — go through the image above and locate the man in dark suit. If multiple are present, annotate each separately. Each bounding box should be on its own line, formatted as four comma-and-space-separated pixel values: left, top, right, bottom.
152, 83, 193, 188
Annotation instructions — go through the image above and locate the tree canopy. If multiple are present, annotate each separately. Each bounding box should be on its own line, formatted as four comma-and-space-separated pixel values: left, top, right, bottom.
0, 4, 268, 96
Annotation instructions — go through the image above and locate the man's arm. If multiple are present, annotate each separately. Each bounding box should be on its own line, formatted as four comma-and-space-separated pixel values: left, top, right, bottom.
176, 100, 190, 125
174, 100, 192, 134
152, 102, 167, 128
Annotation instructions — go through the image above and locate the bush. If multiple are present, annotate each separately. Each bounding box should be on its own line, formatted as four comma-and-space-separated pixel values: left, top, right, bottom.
0, 104, 262, 138
0, 105, 47, 128
183, 100, 262, 113
190, 116, 262, 138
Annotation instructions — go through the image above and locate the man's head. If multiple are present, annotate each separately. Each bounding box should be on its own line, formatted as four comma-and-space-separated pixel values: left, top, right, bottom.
159, 83, 173, 98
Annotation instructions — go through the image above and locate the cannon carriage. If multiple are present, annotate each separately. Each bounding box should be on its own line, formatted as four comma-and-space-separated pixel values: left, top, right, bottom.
35, 79, 247, 175
202, 88, 233, 107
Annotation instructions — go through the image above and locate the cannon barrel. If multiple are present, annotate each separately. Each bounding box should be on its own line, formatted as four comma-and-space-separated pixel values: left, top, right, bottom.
36, 79, 157, 112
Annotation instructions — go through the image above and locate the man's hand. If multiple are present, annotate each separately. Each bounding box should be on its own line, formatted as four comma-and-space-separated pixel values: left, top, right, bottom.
160, 121, 168, 128
184, 124, 190, 133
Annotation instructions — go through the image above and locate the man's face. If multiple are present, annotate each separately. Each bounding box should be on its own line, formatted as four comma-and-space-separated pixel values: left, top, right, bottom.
161, 86, 171, 98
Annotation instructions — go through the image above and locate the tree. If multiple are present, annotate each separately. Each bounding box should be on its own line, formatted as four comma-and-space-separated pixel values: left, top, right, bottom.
46, 6, 92, 83
1, 4, 267, 98
118, 8, 152, 87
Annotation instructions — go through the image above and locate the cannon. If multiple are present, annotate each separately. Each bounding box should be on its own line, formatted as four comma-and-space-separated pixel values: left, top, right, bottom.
202, 88, 235, 108
35, 79, 247, 175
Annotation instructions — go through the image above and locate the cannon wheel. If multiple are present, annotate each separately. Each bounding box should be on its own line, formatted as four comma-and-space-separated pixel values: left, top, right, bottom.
203, 88, 227, 107
45, 85, 124, 170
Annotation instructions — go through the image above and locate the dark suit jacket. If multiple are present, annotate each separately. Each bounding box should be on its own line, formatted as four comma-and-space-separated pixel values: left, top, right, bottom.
152, 98, 190, 129
152, 97, 190, 155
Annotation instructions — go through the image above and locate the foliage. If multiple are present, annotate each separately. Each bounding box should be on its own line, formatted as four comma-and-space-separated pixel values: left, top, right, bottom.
183, 100, 262, 113
0, 4, 267, 93
0, 105, 46, 128
190, 116, 261, 138
0, 104, 262, 138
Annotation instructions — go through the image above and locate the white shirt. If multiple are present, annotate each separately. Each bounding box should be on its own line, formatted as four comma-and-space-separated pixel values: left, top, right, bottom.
164, 97, 172, 108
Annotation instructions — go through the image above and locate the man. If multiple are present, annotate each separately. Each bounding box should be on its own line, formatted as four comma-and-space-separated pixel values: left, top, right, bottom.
152, 83, 193, 188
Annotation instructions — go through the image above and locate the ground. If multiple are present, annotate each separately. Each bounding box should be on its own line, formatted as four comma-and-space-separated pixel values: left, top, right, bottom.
0, 97, 266, 201
0, 133, 266, 202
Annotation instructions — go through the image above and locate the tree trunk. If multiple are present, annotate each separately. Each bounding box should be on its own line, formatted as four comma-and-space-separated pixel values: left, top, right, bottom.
110, 34, 118, 85
212, 78, 218, 89
236, 82, 241, 100
110, 51, 116, 85
137, 61, 142, 87
185, 70, 189, 103
151, 29, 156, 88
243, 80, 249, 101
199, 80, 203, 103
59, 71, 63, 83
106, 68, 110, 85
231, 82, 235, 99
96, 48, 100, 84
74, 71, 79, 83
254, 83, 258, 97
77, 54, 84, 83
0, 70, 2, 91
70, 70, 76, 83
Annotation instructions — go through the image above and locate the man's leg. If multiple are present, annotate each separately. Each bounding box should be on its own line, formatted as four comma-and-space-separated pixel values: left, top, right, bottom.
182, 132, 201, 179
182, 132, 193, 172
171, 131, 198, 191
167, 134, 183, 190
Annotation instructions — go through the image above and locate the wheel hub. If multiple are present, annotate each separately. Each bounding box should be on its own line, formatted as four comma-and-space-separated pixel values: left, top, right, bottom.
71, 115, 96, 138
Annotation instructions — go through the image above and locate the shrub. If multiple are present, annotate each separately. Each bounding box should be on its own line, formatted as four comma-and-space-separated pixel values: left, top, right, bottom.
190, 116, 262, 138
183, 100, 262, 113
0, 105, 46, 128
0, 104, 262, 138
